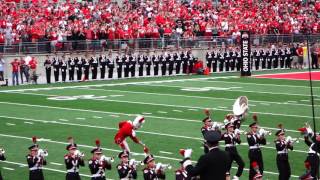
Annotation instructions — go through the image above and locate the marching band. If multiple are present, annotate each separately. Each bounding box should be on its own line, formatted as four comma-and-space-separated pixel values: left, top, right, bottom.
0, 95, 318, 180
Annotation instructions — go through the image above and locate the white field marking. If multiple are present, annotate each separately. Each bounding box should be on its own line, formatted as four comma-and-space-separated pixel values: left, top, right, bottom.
260, 103, 270, 106
157, 111, 168, 114
200, 78, 320, 89
38, 138, 51, 142
218, 106, 227, 109
109, 95, 124, 97
138, 83, 320, 98
50, 162, 63, 166
6, 123, 15, 126
93, 116, 103, 119
142, 112, 152, 115
188, 109, 198, 111
0, 133, 300, 178
159, 151, 173, 155
288, 101, 298, 103
80, 87, 320, 108
75, 117, 85, 120
109, 115, 120, 118
0, 115, 306, 154
2, 167, 15, 171
251, 104, 257, 107
1, 160, 95, 179
58, 118, 69, 122
300, 100, 310, 102
172, 110, 183, 112
24, 122, 34, 124
0, 76, 237, 93
0, 102, 308, 132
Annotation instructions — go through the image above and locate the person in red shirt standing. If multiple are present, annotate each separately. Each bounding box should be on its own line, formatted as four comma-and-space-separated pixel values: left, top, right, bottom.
28, 57, 38, 84
114, 115, 149, 154
10, 58, 20, 85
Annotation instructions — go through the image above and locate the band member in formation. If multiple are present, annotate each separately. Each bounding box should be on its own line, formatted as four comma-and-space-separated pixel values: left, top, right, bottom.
61, 56, 67, 82
99, 55, 107, 79
117, 151, 137, 180
275, 124, 293, 180
175, 160, 196, 180
107, 56, 114, 79
174, 52, 182, 74
143, 154, 166, 180
0, 147, 5, 180
152, 54, 159, 76
124, 55, 130, 78
206, 51, 213, 72
182, 51, 188, 74
76, 56, 83, 81
52, 55, 60, 82
138, 55, 144, 77
222, 120, 244, 180
44, 55, 51, 84
65, 137, 85, 180
168, 54, 175, 75
247, 114, 267, 180
201, 116, 214, 154
27, 137, 47, 180
130, 55, 136, 77
88, 139, 112, 180
160, 54, 166, 76
145, 54, 152, 76
114, 115, 149, 153
90, 56, 99, 80
83, 57, 90, 81
116, 55, 123, 79
68, 56, 76, 81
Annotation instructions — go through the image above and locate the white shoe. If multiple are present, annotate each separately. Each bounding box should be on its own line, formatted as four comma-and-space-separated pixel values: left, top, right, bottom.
232, 176, 239, 180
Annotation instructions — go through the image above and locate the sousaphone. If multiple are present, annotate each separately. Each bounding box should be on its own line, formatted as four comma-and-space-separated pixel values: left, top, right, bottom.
233, 96, 249, 116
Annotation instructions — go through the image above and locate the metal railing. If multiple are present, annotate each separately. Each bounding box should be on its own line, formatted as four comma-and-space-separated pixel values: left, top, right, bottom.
1, 34, 319, 55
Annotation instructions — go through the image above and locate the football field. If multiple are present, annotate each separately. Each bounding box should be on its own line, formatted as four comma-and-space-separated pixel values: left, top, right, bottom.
0, 70, 320, 180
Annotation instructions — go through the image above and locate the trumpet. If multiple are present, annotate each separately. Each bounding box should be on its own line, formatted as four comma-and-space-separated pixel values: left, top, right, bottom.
37, 149, 48, 157
74, 150, 85, 158
234, 129, 246, 135
212, 122, 224, 130
100, 155, 114, 163
258, 128, 272, 136
155, 163, 172, 171
129, 159, 144, 166
285, 136, 299, 144
0, 148, 5, 155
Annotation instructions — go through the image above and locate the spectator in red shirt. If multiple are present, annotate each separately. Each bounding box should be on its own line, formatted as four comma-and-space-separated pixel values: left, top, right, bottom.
10, 58, 20, 86
28, 57, 38, 84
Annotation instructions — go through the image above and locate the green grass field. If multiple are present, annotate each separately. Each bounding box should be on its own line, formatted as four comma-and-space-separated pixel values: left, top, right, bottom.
0, 70, 319, 180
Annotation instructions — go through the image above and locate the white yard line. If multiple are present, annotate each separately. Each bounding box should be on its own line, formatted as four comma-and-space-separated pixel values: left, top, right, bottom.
0, 133, 300, 178
58, 119, 69, 122
6, 123, 16, 126
93, 116, 103, 119
0, 102, 309, 131
0, 115, 306, 153
159, 151, 173, 155
2, 167, 15, 171
75, 117, 86, 120
24, 122, 34, 124
79, 87, 319, 108
50, 162, 63, 166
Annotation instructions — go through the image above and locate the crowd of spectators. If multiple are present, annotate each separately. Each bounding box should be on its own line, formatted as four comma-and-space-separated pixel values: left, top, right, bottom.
0, 0, 319, 48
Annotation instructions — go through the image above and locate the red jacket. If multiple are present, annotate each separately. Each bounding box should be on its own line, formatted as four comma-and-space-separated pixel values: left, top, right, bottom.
114, 121, 139, 144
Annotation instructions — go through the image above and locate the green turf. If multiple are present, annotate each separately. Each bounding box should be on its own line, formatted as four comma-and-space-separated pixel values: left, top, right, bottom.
0, 70, 319, 180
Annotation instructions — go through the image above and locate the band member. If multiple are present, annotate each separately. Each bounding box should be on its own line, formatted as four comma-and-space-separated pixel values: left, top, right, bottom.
230, 50, 236, 71
124, 55, 130, 78
236, 50, 241, 71
27, 137, 47, 180
145, 54, 152, 76
285, 47, 292, 69
182, 51, 188, 74
0, 147, 6, 180
247, 115, 266, 180
89, 140, 112, 180
201, 116, 214, 154
225, 51, 230, 72
65, 142, 85, 180
168, 53, 175, 75
206, 51, 213, 72
152, 54, 159, 76
143, 154, 166, 180
279, 49, 285, 69
160, 53, 167, 76
116, 55, 123, 79
222, 122, 244, 180
261, 49, 267, 69
258, 49, 264, 70
300, 125, 320, 180
188, 52, 195, 74
117, 151, 137, 179
44, 55, 51, 84
266, 49, 272, 69
75, 56, 83, 81
107, 57, 114, 79
138, 55, 144, 77
175, 160, 195, 180
52, 56, 60, 82
83, 57, 90, 81
61, 57, 68, 82
272, 48, 279, 69
253, 49, 259, 70
213, 51, 218, 72
275, 125, 293, 180
68, 56, 76, 81
99, 55, 107, 79
130, 55, 136, 77
114, 115, 148, 153
174, 52, 182, 74
218, 50, 224, 72
90, 56, 99, 80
